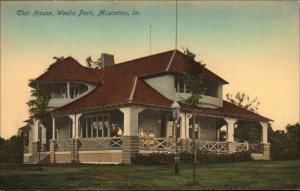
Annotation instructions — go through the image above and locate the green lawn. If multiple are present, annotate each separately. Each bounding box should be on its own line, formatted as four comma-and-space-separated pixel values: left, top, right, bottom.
1, 160, 300, 190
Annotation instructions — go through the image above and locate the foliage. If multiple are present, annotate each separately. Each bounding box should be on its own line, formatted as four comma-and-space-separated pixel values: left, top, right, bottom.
132, 151, 252, 165
269, 123, 300, 160
47, 56, 65, 70
132, 152, 174, 165
225, 92, 262, 143
0, 135, 23, 164
234, 121, 261, 143
226, 92, 260, 113
183, 48, 206, 184
86, 56, 102, 68
183, 48, 205, 106
219, 130, 226, 141
26, 89, 51, 119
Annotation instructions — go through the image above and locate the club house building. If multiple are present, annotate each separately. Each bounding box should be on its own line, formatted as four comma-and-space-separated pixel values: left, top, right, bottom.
22, 50, 272, 164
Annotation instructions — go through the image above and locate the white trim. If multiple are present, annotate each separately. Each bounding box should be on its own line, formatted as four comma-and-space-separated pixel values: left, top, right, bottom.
80, 162, 121, 164
24, 153, 32, 157
165, 50, 176, 71
78, 150, 122, 154
129, 77, 138, 101
55, 151, 71, 154
139, 150, 173, 154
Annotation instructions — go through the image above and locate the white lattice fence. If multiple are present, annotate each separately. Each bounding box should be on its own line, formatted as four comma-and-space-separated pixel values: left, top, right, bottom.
195, 141, 228, 153
139, 138, 181, 151
235, 142, 248, 152
78, 138, 122, 151
55, 140, 71, 151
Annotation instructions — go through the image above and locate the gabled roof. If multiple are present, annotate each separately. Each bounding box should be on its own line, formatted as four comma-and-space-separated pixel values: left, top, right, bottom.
29, 57, 101, 87
45, 49, 270, 122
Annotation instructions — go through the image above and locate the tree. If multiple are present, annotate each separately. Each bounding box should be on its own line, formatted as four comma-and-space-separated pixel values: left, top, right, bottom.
27, 89, 51, 120
184, 48, 205, 185
0, 135, 23, 164
234, 121, 261, 143
86, 56, 102, 68
226, 92, 261, 143
47, 56, 65, 70
226, 92, 260, 113
268, 123, 300, 160
26, 88, 51, 164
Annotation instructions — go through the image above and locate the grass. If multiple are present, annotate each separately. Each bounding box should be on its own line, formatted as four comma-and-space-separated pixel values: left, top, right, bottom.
1, 160, 300, 190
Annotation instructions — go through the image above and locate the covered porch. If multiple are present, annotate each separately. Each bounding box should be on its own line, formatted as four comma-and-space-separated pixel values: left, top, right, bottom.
25, 106, 270, 164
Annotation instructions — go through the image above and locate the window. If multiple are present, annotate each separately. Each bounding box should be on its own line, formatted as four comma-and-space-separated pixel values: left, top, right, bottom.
174, 77, 185, 93
203, 79, 219, 98
70, 83, 88, 99
61, 87, 67, 98
82, 114, 109, 138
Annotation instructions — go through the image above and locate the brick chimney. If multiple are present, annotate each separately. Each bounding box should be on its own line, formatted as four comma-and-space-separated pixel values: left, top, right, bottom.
101, 53, 115, 67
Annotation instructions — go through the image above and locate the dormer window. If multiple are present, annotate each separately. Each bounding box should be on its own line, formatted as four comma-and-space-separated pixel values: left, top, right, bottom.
70, 83, 88, 99
174, 77, 186, 93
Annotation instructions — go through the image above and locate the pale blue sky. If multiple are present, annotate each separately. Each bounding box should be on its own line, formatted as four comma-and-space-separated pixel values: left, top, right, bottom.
1, 1, 299, 138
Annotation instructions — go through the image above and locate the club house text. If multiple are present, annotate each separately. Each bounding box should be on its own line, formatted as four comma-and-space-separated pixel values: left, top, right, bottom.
17, 9, 140, 17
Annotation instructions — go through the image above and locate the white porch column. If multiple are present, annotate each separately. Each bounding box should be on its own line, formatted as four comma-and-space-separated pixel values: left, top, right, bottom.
179, 113, 186, 138
67, 82, 70, 99
186, 114, 192, 138
69, 114, 76, 138
179, 113, 192, 139
41, 124, 47, 144
75, 114, 82, 138
52, 117, 56, 140
260, 121, 268, 144
32, 118, 40, 142
224, 117, 237, 142
119, 106, 145, 136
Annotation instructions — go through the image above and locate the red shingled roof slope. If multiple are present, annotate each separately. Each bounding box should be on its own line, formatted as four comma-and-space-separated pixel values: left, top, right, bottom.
53, 50, 175, 114
179, 101, 271, 121
49, 50, 270, 121
168, 51, 228, 84
30, 57, 101, 87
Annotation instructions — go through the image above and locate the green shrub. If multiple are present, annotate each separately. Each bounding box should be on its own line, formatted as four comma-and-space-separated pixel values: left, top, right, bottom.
132, 151, 252, 165
132, 152, 174, 164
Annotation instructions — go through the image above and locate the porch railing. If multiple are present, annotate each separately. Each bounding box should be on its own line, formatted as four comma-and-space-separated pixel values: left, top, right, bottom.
139, 137, 181, 151
40, 143, 49, 152
249, 144, 262, 153
78, 138, 122, 151
55, 140, 71, 151
195, 140, 228, 153
235, 142, 248, 152
140, 138, 251, 153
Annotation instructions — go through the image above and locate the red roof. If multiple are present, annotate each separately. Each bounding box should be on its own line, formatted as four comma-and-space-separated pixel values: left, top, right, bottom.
44, 50, 270, 122
30, 57, 101, 87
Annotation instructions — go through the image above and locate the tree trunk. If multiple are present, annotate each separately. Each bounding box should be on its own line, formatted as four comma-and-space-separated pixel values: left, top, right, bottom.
192, 109, 196, 185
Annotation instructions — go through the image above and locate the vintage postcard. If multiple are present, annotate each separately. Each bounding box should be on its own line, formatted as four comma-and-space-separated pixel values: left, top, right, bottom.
1, 1, 299, 190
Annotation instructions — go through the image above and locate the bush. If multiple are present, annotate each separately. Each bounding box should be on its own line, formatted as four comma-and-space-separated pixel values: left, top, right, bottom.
0, 135, 24, 164
269, 123, 300, 160
132, 152, 174, 164
132, 151, 252, 165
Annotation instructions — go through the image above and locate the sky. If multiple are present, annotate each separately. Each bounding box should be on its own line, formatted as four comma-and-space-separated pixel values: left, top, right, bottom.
1, 1, 299, 139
